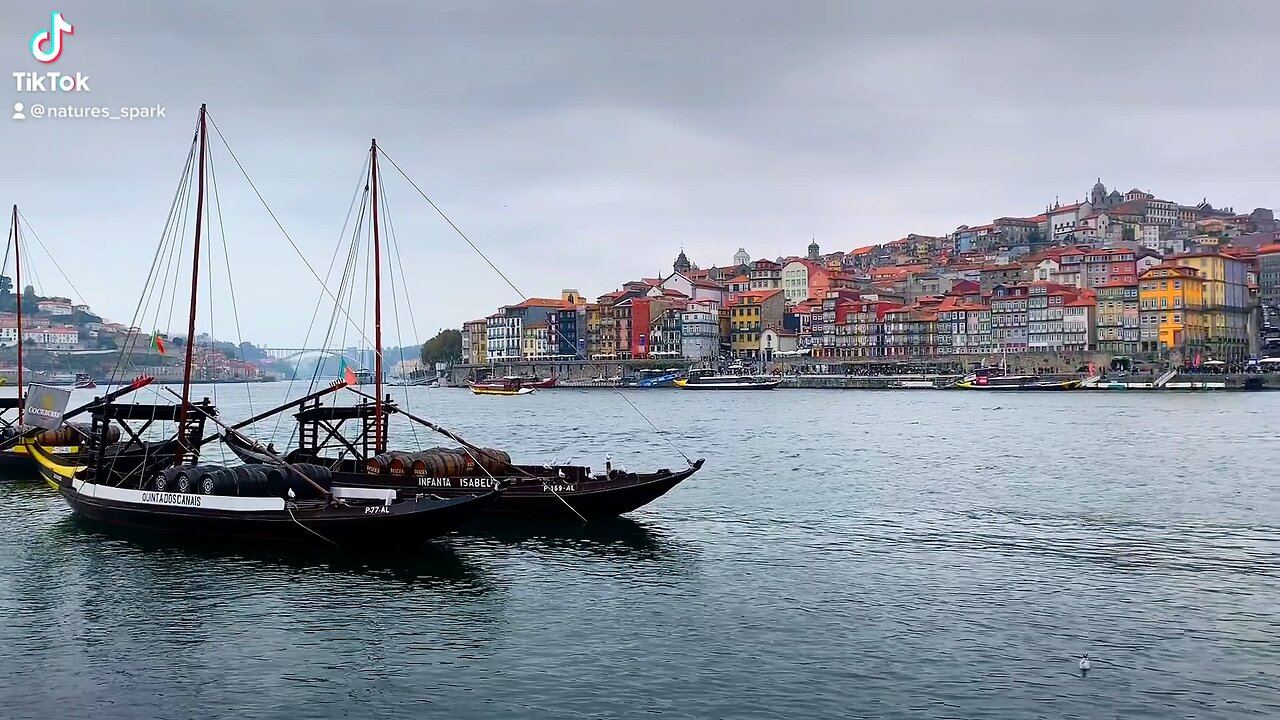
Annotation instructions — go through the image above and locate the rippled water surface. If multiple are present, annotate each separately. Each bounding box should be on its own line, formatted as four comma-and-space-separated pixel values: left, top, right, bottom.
1, 383, 1278, 719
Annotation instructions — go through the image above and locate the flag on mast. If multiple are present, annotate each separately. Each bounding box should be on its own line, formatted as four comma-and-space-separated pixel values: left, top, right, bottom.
150, 332, 166, 356
340, 358, 357, 386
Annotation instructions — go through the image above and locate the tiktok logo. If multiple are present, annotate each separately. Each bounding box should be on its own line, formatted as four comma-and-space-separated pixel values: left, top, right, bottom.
30, 12, 74, 64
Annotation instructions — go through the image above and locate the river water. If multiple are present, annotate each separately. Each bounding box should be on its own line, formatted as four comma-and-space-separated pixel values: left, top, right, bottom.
0, 383, 1277, 719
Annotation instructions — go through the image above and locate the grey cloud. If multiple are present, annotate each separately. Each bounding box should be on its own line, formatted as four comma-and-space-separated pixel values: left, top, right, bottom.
2, 0, 1277, 345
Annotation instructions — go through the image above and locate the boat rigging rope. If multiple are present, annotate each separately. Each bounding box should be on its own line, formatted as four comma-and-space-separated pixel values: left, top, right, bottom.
287, 504, 339, 548
11, 210, 89, 307
204, 114, 382, 366
377, 177, 422, 448
205, 147, 253, 418
108, 126, 198, 389
272, 153, 369, 441
376, 148, 694, 466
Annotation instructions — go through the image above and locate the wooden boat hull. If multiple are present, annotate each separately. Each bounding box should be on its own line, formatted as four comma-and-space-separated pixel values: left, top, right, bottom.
674, 378, 780, 390
953, 380, 1082, 390
32, 444, 501, 545
223, 436, 703, 520
0, 441, 83, 482
470, 385, 534, 396
56, 480, 500, 545
337, 464, 701, 519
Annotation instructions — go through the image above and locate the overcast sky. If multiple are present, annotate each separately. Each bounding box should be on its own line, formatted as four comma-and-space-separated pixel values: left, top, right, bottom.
3, 0, 1278, 348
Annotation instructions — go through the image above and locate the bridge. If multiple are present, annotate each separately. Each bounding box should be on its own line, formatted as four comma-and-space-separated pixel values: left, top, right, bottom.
261, 348, 370, 367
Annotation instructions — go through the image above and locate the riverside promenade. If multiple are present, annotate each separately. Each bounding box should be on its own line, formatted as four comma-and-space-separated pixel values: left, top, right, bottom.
450, 361, 1280, 391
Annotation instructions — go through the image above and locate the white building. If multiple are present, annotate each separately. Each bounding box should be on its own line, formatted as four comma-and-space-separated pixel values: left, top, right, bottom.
1063, 299, 1094, 351
24, 326, 78, 349
485, 314, 521, 362
680, 301, 719, 360
781, 260, 825, 304
36, 299, 73, 315
1049, 201, 1094, 241
1032, 258, 1059, 282
759, 328, 798, 360
1141, 223, 1162, 252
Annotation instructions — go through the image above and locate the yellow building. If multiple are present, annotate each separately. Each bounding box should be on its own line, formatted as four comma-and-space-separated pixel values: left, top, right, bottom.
1169, 252, 1250, 359
592, 292, 623, 359
1138, 264, 1206, 353
522, 322, 549, 359
462, 318, 487, 365
729, 289, 784, 358
585, 303, 602, 360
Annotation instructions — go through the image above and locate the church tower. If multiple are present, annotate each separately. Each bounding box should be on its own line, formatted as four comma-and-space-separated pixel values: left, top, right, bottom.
807, 239, 820, 261
673, 247, 692, 274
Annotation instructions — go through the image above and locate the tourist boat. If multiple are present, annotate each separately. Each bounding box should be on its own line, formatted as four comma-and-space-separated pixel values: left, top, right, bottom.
37, 106, 503, 546
888, 379, 937, 389
74, 373, 97, 389
224, 426, 704, 520
469, 378, 535, 396
621, 369, 682, 388
674, 368, 781, 390
223, 136, 703, 520
952, 367, 1081, 391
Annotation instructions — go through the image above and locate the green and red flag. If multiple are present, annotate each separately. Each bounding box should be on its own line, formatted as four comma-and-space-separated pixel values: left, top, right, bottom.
340, 358, 357, 386
151, 332, 166, 356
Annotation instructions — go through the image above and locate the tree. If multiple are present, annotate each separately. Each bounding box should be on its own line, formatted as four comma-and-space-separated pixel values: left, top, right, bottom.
22, 285, 37, 303
420, 329, 462, 367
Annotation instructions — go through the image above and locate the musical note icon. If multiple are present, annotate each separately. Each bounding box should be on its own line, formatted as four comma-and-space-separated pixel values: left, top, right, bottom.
31, 12, 74, 64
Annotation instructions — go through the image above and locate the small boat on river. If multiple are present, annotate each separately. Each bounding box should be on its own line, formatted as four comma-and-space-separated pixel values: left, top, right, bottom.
470, 377, 535, 396
952, 367, 1081, 391
674, 368, 780, 390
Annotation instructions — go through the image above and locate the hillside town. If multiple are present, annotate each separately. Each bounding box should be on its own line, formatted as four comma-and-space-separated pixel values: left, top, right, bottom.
459, 180, 1280, 370
0, 285, 266, 382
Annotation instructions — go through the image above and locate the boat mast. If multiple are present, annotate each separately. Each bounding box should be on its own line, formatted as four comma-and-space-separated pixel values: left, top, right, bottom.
176, 104, 209, 462
370, 138, 384, 453
10, 205, 21, 415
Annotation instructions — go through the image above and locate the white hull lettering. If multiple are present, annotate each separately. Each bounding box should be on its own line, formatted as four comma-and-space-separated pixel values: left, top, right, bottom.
140, 491, 203, 508
544, 485, 577, 493
458, 478, 497, 489
417, 478, 453, 488
364, 505, 390, 514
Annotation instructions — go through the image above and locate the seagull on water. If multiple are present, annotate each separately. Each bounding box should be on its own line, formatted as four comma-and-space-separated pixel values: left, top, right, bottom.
1078, 654, 1091, 677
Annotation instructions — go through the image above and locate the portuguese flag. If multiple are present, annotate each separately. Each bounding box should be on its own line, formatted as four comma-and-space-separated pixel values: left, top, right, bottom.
151, 332, 166, 356
340, 358, 357, 386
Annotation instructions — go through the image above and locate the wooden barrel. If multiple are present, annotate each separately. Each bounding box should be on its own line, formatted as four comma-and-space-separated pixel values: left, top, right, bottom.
153, 467, 180, 492
192, 465, 236, 495
260, 466, 288, 497
384, 451, 416, 477
366, 454, 390, 475
476, 447, 512, 475
232, 466, 269, 496
407, 454, 431, 477
33, 427, 74, 446
442, 452, 467, 477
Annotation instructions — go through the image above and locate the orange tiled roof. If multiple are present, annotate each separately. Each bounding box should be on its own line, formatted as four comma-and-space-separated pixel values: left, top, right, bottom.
734, 289, 783, 302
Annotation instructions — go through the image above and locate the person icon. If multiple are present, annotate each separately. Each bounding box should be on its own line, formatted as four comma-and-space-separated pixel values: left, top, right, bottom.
12, 103, 25, 121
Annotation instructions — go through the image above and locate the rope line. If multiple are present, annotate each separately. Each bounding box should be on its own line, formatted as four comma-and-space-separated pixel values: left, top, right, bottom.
376, 147, 693, 464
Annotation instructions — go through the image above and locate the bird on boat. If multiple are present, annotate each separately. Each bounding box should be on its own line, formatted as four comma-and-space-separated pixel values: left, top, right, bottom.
1078, 654, 1091, 677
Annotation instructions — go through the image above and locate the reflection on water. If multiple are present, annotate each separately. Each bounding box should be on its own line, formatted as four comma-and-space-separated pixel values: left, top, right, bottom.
1, 387, 1279, 719
462, 515, 686, 562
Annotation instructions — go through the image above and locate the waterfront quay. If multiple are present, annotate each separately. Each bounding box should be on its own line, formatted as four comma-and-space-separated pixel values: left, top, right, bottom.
450, 358, 1280, 390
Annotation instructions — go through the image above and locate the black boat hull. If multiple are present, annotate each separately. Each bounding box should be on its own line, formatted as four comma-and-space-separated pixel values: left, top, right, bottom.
332, 465, 699, 519
58, 482, 500, 546
49, 473, 501, 547
222, 436, 702, 520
